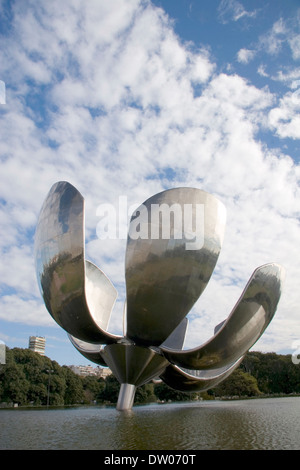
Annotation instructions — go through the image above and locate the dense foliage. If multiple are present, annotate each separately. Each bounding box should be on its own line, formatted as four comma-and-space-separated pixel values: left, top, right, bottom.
0, 348, 85, 406
0, 348, 299, 407
240, 351, 300, 395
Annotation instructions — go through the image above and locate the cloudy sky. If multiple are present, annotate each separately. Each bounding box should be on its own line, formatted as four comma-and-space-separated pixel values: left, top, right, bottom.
0, 0, 299, 366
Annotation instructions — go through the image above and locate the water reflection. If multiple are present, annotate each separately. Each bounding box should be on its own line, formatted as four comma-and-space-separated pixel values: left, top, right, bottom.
0, 398, 299, 450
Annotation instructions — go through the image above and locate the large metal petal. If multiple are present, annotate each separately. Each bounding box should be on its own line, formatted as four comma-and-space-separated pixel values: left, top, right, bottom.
101, 343, 169, 387
160, 318, 189, 349
125, 188, 226, 346
161, 263, 285, 370
160, 357, 244, 393
34, 181, 121, 344
68, 334, 107, 366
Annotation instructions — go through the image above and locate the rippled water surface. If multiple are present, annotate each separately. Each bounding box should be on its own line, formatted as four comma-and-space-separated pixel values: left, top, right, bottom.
1, 397, 299, 450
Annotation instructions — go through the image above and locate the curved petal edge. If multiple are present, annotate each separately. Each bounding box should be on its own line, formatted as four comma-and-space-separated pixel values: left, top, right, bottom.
34, 181, 121, 344
160, 356, 244, 392
161, 263, 285, 370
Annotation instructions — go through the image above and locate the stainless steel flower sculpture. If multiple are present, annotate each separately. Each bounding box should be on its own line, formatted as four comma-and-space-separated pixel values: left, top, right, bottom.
34, 182, 284, 410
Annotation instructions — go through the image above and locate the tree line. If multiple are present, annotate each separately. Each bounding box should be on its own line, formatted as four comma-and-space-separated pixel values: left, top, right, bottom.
0, 347, 299, 407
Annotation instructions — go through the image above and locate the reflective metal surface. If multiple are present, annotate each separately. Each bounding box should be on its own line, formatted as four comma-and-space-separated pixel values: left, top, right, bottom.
160, 358, 244, 392
101, 343, 169, 387
125, 188, 226, 346
34, 181, 121, 344
34, 182, 285, 410
117, 384, 136, 411
161, 318, 188, 349
161, 263, 285, 370
68, 334, 107, 366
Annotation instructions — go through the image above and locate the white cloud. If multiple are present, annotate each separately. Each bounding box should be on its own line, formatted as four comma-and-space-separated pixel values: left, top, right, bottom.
0, 0, 299, 358
289, 34, 300, 60
242, 12, 300, 91
260, 14, 300, 60
257, 64, 269, 78
237, 48, 256, 64
274, 68, 300, 90
218, 0, 258, 24
0, 80, 5, 104
259, 18, 287, 56
268, 90, 300, 139
0, 294, 53, 326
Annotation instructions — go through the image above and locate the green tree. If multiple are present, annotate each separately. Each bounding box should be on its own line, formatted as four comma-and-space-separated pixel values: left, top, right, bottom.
285, 358, 300, 393
0, 347, 87, 406
241, 352, 300, 395
27, 382, 48, 405
101, 374, 120, 403
154, 381, 198, 402
2, 346, 299, 408
81, 375, 106, 403
135, 383, 156, 404
214, 369, 261, 397
62, 366, 84, 405
0, 363, 30, 404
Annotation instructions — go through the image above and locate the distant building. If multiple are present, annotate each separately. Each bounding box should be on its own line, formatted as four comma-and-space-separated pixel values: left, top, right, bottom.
28, 336, 46, 356
98, 367, 112, 378
69, 364, 112, 378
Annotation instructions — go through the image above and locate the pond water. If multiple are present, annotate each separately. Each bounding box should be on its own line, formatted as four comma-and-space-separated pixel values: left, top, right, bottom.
0, 397, 299, 450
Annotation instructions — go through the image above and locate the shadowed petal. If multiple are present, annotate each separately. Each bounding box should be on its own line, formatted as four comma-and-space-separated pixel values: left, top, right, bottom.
160, 357, 244, 392
161, 263, 285, 370
125, 187, 226, 346
34, 181, 121, 344
68, 334, 107, 367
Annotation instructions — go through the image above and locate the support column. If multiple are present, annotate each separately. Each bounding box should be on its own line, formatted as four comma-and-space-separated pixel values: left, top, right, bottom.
116, 383, 136, 411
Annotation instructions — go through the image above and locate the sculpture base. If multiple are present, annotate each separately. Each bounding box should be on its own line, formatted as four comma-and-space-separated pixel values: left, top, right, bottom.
116, 383, 136, 411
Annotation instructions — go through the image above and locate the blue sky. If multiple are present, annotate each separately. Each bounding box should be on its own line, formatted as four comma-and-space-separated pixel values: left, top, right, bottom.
0, 0, 299, 366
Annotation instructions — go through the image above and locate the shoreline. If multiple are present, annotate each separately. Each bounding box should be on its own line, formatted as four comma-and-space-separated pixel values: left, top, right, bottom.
1, 393, 299, 410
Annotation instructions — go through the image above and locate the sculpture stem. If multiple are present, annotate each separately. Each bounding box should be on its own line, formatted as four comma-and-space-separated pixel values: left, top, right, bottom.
116, 383, 136, 411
